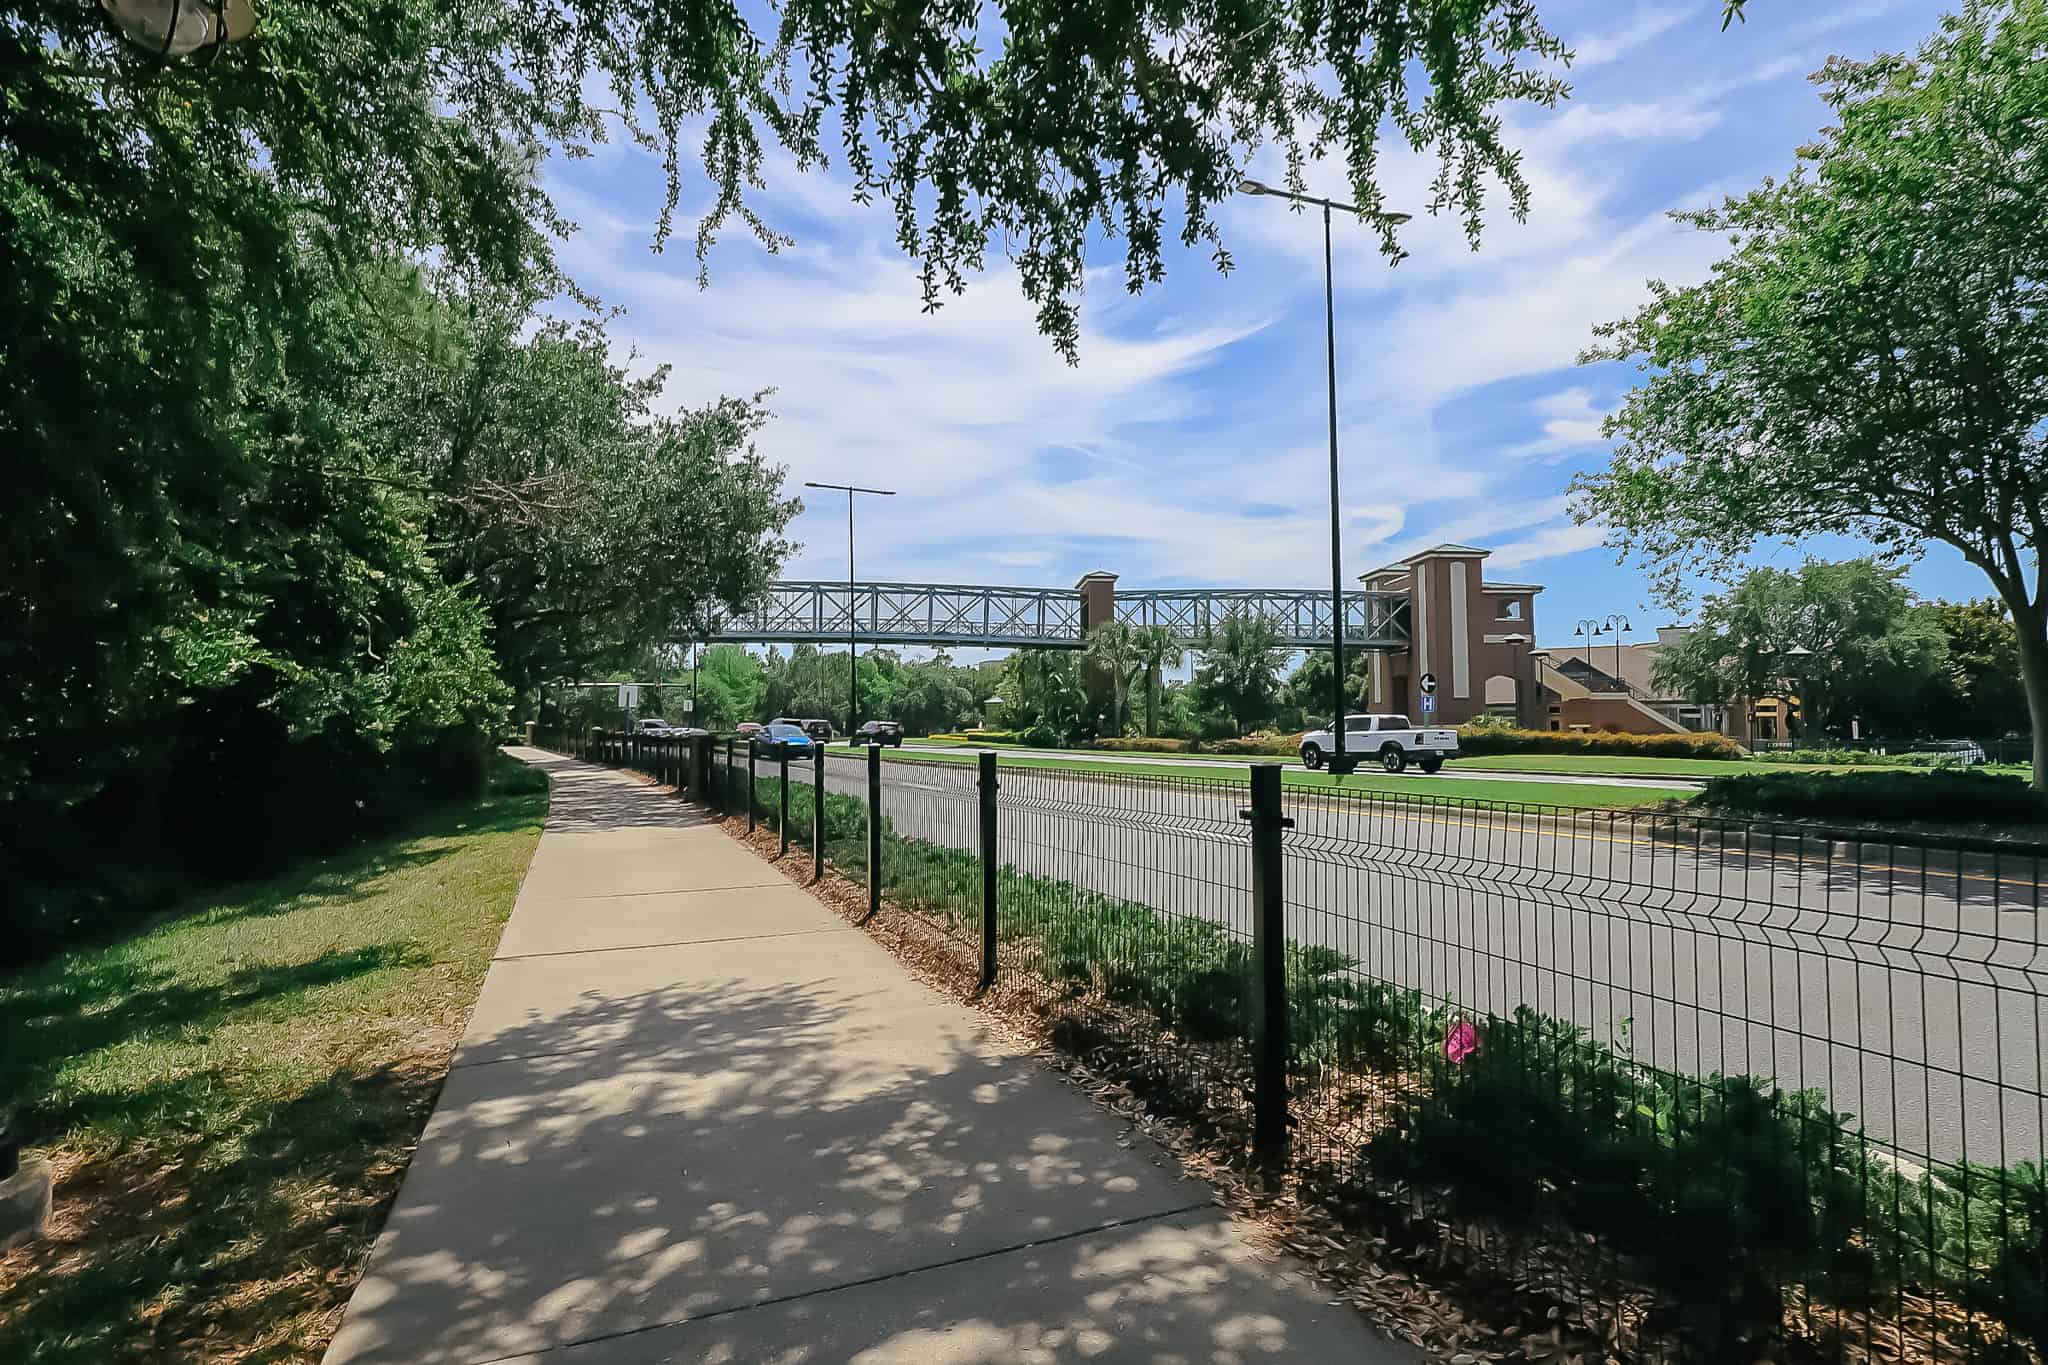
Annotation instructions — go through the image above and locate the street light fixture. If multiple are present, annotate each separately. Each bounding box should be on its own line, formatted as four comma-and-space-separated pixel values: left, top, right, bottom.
1602, 612, 1633, 690
804, 480, 896, 742
1235, 178, 1410, 774
100, 0, 256, 58
1574, 618, 1609, 690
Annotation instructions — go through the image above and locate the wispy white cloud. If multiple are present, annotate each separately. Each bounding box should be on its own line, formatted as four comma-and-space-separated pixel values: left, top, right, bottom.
1506, 387, 1617, 461
1570, 3, 1699, 68
534, 0, 1949, 623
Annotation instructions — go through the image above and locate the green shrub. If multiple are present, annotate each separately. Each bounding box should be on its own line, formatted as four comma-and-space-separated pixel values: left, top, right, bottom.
1752, 747, 1974, 768
1455, 725, 1746, 760
1693, 769, 2048, 826
1084, 737, 1192, 754
1020, 722, 1062, 749
1368, 1010, 1897, 1352
1200, 733, 1301, 756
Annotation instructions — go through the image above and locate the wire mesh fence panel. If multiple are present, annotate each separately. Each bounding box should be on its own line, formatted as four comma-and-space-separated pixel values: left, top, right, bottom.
867, 755, 987, 945
1280, 783, 2048, 1362
990, 761, 1261, 1104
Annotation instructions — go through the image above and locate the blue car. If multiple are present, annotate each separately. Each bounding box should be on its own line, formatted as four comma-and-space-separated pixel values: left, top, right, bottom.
752, 722, 814, 760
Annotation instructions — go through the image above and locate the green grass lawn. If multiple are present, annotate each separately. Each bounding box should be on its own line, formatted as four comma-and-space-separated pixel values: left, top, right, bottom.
0, 756, 548, 1365
883, 746, 1672, 810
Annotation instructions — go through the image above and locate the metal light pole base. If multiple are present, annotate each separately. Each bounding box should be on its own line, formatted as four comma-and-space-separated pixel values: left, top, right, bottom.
1327, 753, 1362, 776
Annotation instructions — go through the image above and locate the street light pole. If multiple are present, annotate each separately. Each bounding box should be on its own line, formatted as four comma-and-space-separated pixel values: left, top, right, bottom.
1238, 178, 1410, 774
804, 480, 896, 741
1322, 201, 1346, 767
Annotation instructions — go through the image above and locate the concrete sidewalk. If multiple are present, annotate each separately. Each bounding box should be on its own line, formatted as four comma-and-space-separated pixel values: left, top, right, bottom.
324, 749, 1408, 1365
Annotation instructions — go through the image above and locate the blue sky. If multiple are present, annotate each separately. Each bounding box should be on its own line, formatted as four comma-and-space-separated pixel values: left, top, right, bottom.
543, 0, 1973, 653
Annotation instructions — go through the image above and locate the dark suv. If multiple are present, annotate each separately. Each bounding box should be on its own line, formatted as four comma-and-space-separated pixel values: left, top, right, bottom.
855, 720, 904, 747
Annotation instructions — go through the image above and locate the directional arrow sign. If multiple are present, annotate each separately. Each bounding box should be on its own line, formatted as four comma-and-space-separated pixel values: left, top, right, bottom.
1419, 672, 1437, 696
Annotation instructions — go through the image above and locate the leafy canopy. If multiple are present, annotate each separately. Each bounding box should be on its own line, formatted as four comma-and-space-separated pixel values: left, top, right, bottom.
1572, 0, 2048, 775
1648, 560, 1946, 739
18, 0, 1569, 358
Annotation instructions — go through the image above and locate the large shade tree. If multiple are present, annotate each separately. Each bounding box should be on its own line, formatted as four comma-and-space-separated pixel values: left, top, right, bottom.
1649, 560, 1947, 740
1572, 0, 2048, 785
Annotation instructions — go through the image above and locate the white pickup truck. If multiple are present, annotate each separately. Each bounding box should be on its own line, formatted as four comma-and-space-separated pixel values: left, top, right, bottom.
1299, 713, 1458, 774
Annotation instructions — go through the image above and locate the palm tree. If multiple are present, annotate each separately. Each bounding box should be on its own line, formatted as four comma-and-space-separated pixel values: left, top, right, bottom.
1132, 625, 1184, 737
1082, 621, 1147, 737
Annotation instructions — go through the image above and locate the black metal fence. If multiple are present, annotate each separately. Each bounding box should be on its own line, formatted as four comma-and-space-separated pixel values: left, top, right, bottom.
527, 732, 2048, 1363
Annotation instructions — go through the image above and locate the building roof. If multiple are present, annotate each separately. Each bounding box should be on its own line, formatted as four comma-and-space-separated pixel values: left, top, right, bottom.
1358, 544, 1496, 583
1480, 580, 1545, 593
1403, 542, 1490, 561
1539, 641, 1663, 696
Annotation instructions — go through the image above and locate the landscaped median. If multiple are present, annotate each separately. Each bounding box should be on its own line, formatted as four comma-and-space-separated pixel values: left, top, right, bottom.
890, 744, 1677, 809
0, 757, 548, 1364
737, 768, 2047, 1365
1689, 767, 2048, 842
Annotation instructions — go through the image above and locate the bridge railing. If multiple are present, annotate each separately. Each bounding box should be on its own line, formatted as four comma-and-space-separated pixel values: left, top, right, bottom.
710, 580, 1412, 650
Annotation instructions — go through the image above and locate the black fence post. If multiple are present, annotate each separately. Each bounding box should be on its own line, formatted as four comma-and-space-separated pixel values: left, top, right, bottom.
978, 750, 998, 991
747, 742, 757, 833
778, 751, 790, 859
724, 738, 736, 814
866, 744, 882, 923
1241, 763, 1294, 1169
811, 743, 826, 883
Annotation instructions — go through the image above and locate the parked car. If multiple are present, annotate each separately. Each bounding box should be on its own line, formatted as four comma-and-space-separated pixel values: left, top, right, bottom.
771, 716, 835, 743
1299, 713, 1458, 774
855, 720, 905, 747
751, 722, 814, 760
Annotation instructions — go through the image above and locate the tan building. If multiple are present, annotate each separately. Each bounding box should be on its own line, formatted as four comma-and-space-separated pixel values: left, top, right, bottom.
1534, 628, 1797, 740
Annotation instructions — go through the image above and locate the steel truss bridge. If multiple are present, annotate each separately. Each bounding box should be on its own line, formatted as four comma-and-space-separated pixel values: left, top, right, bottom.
711, 581, 1411, 650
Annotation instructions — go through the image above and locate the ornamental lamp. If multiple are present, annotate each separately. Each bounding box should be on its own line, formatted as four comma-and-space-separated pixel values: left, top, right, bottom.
99, 0, 256, 59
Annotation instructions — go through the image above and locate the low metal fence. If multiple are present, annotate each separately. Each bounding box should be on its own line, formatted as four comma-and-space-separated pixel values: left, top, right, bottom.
528, 732, 2048, 1363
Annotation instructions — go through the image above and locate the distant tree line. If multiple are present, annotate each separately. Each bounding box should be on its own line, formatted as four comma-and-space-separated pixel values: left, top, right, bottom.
1654, 560, 2030, 742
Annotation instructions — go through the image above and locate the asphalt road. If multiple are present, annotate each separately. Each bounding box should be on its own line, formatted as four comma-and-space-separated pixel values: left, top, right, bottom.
895, 741, 1705, 792
784, 749, 2048, 1171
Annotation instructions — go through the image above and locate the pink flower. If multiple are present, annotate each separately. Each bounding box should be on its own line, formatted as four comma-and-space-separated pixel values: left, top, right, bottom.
1444, 1019, 1479, 1066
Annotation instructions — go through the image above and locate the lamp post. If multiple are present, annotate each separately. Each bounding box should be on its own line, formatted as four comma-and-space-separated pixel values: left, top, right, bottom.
1500, 633, 1532, 726
1237, 178, 1410, 774
1602, 613, 1633, 690
1777, 642, 1814, 742
803, 480, 896, 742
1574, 618, 1608, 689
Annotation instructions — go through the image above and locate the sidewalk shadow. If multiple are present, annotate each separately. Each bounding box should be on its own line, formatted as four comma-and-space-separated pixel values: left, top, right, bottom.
327, 969, 1364, 1365
513, 751, 721, 835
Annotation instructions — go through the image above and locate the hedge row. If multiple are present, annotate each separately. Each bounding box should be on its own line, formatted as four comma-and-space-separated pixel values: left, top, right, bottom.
746, 770, 2044, 1358
1693, 768, 2048, 826
1456, 725, 1747, 760
1752, 747, 1976, 768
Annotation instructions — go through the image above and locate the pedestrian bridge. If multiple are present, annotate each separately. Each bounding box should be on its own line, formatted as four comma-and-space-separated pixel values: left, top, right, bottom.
711, 579, 1411, 650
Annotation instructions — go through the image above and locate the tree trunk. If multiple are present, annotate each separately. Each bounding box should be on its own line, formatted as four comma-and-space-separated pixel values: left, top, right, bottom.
2013, 601, 2048, 792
